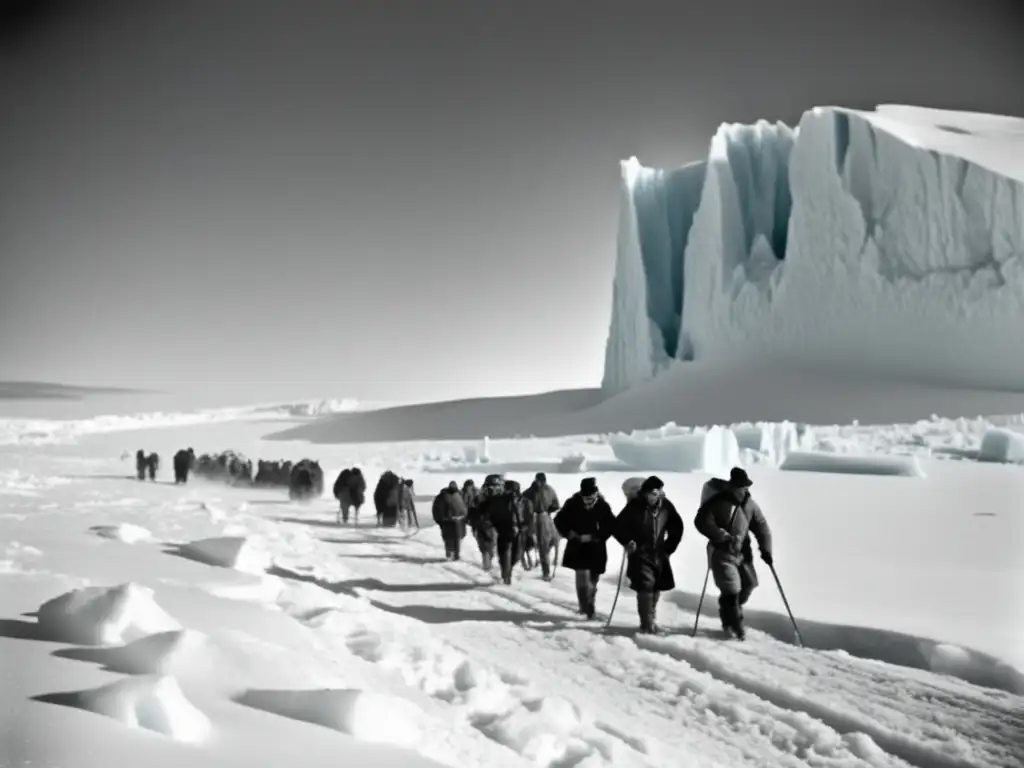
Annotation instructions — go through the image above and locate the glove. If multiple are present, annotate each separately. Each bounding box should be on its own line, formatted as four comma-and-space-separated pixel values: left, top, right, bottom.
715, 534, 734, 549
577, 534, 593, 543
625, 540, 637, 554
761, 551, 774, 567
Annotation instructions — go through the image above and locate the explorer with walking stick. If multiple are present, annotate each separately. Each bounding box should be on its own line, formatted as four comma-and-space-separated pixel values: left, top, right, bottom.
693, 467, 774, 641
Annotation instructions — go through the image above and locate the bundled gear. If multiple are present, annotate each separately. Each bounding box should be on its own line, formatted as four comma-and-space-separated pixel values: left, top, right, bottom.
693, 467, 773, 641
333, 467, 367, 525
613, 475, 684, 634
172, 448, 195, 485
433, 481, 468, 559
522, 472, 561, 580
554, 477, 617, 619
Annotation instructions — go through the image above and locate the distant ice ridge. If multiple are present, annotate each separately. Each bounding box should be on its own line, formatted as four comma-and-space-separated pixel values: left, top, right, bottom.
603, 104, 1024, 393
0, 398, 364, 446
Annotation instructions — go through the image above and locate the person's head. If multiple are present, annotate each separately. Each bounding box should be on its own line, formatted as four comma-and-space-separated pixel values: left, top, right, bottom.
579, 477, 599, 507
640, 475, 664, 505
447, 480, 458, 492
728, 467, 753, 497
535, 472, 547, 485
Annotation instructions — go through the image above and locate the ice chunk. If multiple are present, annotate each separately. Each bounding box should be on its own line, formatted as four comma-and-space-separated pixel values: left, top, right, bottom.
780, 451, 926, 477
604, 104, 1024, 395
173, 536, 272, 574
609, 425, 739, 474
89, 523, 152, 544
977, 428, 1024, 463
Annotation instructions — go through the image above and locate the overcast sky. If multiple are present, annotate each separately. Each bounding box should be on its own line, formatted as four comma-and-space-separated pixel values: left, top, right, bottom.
1, 0, 1022, 405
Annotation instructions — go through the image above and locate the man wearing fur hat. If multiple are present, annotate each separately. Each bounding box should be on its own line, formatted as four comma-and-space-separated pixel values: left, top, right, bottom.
553, 477, 617, 619
693, 467, 773, 640
613, 475, 684, 634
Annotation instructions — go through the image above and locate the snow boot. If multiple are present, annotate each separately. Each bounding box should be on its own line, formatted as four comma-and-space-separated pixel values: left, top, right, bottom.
637, 591, 657, 634
650, 590, 662, 634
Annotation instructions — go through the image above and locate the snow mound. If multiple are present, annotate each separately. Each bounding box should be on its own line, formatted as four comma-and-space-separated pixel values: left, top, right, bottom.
35, 583, 182, 645
58, 629, 208, 676
976, 428, 1024, 463
609, 425, 739, 474
173, 536, 272, 574
780, 451, 926, 478
557, 453, 588, 472
604, 104, 1024, 397
90, 523, 152, 544
36, 675, 211, 743
236, 688, 422, 748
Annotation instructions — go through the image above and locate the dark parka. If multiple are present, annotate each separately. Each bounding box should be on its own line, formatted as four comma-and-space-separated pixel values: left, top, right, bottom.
432, 486, 468, 539
553, 492, 617, 574
613, 496, 684, 592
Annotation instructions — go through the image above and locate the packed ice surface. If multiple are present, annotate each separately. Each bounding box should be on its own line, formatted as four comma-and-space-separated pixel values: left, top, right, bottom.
603, 104, 1024, 394
2, 412, 1024, 768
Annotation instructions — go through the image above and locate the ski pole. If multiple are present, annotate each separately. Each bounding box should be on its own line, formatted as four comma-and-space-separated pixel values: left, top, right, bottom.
691, 564, 711, 637
768, 563, 804, 647
604, 548, 628, 629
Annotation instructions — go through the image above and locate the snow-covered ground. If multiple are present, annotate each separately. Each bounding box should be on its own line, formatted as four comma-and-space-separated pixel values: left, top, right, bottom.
1, 413, 1022, 768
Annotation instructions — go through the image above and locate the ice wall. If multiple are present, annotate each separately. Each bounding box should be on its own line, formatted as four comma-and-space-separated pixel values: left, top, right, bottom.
602, 105, 1024, 393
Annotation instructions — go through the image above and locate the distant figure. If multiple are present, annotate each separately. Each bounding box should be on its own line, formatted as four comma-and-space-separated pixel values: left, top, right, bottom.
373, 471, 402, 527
333, 467, 367, 525
613, 475, 684, 635
172, 448, 194, 484
135, 449, 147, 481
522, 472, 561, 580
289, 459, 324, 500
398, 478, 419, 530
554, 478, 616, 619
432, 481, 468, 560
467, 474, 504, 572
693, 467, 773, 641
145, 452, 160, 481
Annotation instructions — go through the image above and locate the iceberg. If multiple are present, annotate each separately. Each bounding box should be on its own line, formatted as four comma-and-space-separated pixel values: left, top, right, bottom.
602, 104, 1024, 394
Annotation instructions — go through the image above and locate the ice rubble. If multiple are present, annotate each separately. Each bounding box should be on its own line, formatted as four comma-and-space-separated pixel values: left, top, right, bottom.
603, 104, 1024, 393
173, 536, 273, 574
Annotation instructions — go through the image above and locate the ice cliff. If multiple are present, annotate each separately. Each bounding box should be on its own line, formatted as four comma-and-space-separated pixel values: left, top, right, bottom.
602, 104, 1024, 393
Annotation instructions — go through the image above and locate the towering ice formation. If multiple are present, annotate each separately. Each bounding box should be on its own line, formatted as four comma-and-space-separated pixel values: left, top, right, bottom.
602, 105, 1024, 393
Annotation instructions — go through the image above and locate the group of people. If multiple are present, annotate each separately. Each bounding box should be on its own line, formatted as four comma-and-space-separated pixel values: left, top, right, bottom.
426, 468, 773, 639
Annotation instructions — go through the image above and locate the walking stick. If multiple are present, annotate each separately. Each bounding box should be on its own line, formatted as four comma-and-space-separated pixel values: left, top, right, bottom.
768, 563, 804, 647
691, 564, 711, 637
604, 549, 628, 629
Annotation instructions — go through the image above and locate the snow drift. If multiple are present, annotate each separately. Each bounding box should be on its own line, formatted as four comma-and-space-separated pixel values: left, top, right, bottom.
35, 583, 182, 645
603, 104, 1024, 395
172, 536, 272, 574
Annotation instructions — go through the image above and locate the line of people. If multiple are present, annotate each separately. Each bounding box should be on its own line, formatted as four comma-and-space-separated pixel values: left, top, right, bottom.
430, 468, 772, 638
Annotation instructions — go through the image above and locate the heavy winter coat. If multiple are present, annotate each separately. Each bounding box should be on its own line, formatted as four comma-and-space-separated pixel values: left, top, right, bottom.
553, 493, 616, 574
432, 488, 468, 538
613, 496, 684, 592
334, 468, 367, 508
694, 480, 772, 594
374, 471, 402, 526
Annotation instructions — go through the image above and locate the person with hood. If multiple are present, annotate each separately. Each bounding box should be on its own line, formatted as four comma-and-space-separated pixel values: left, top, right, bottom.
432, 481, 468, 559
461, 479, 479, 511
467, 474, 503, 572
145, 452, 160, 481
613, 475, 684, 634
693, 467, 773, 640
135, 449, 147, 481
334, 467, 367, 525
522, 472, 561, 580
553, 478, 617, 619
373, 471, 402, 526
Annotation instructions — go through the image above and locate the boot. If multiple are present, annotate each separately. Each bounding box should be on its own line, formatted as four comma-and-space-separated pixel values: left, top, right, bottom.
637, 592, 655, 633
576, 583, 590, 616
650, 590, 661, 633
586, 582, 597, 620
719, 593, 744, 639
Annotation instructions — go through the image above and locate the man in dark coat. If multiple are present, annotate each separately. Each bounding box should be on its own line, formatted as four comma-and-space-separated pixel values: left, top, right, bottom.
145, 452, 160, 481
694, 467, 773, 640
553, 477, 617, 619
613, 475, 684, 634
135, 449, 147, 480
490, 479, 526, 584
172, 448, 194, 484
522, 472, 561, 580
374, 471, 402, 527
432, 481, 468, 560
467, 474, 503, 572
333, 467, 367, 525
